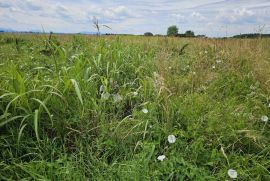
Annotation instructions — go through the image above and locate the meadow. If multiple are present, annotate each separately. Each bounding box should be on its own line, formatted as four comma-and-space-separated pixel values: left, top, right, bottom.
0, 33, 269, 180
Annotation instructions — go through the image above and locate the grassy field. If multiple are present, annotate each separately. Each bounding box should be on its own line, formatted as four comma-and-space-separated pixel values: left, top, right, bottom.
0, 33, 269, 180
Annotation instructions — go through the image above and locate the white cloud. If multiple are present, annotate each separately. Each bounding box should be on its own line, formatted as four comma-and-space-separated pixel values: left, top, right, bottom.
0, 0, 269, 36
191, 11, 207, 21
216, 8, 256, 24
170, 13, 186, 23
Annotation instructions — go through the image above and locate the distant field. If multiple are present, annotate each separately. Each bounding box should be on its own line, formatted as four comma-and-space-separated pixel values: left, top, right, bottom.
0, 33, 269, 180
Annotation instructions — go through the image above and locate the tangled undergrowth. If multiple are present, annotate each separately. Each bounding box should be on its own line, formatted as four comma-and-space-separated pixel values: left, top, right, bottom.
0, 34, 269, 180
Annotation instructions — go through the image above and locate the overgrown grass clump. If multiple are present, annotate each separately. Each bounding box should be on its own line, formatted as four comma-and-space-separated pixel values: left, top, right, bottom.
0, 34, 269, 180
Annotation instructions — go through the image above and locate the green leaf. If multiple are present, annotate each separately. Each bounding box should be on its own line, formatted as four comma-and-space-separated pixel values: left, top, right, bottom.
70, 79, 83, 106
34, 109, 39, 141
0, 115, 24, 127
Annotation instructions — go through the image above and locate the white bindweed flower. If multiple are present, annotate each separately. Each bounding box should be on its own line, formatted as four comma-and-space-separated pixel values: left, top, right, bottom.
157, 155, 166, 161
101, 92, 110, 100
133, 92, 138, 96
216, 60, 222, 63
261, 115, 268, 122
99, 85, 104, 93
227, 169, 237, 179
142, 108, 148, 114
168, 135, 176, 144
113, 94, 122, 102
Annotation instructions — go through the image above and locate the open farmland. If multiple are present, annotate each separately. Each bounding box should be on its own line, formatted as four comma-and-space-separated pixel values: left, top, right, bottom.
0, 34, 270, 180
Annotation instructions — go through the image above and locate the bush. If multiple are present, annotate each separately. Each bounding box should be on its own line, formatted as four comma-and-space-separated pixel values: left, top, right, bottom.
144, 32, 153, 36
167, 25, 178, 36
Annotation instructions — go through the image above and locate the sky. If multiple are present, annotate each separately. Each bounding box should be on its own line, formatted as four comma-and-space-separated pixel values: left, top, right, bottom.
0, 0, 270, 37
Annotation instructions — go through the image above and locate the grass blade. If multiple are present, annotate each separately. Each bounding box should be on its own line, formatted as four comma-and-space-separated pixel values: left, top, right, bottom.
31, 98, 53, 124
17, 124, 27, 144
0, 115, 24, 127
70, 79, 83, 106
34, 109, 39, 141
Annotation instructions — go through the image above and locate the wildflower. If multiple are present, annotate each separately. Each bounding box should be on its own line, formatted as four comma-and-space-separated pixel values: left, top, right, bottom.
168, 66, 172, 69
216, 60, 222, 63
142, 108, 148, 114
227, 169, 237, 179
113, 94, 122, 102
268, 103, 270, 108
261, 115, 268, 122
204, 50, 208, 54
101, 92, 110, 100
168, 135, 176, 144
192, 71, 196, 75
212, 65, 216, 69
133, 92, 138, 96
157, 155, 166, 161
99, 85, 104, 93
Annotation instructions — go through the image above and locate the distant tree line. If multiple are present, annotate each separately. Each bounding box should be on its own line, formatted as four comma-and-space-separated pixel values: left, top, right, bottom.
143, 25, 206, 38
232, 33, 270, 38
166, 25, 206, 38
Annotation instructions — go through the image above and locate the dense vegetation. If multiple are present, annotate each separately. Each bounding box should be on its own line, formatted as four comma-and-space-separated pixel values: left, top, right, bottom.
233, 33, 270, 39
0, 34, 269, 180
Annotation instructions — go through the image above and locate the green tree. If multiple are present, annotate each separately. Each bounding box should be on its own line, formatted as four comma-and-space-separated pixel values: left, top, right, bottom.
185, 30, 195, 37
167, 25, 178, 36
144, 32, 153, 36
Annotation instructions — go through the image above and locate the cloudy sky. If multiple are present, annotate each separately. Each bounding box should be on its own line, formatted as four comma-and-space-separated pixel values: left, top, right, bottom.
0, 0, 269, 36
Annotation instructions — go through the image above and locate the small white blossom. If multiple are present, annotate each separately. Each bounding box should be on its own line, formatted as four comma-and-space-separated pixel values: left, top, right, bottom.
142, 108, 148, 114
192, 71, 196, 75
101, 93, 110, 100
216, 60, 222, 63
133, 92, 138, 96
168, 135, 176, 144
157, 155, 166, 161
261, 115, 268, 122
113, 94, 122, 102
168, 66, 172, 69
212, 65, 216, 69
99, 85, 104, 93
204, 50, 208, 54
268, 103, 270, 108
227, 169, 237, 179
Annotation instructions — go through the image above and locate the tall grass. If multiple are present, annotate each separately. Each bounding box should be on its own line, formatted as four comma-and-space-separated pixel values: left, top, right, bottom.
0, 34, 269, 180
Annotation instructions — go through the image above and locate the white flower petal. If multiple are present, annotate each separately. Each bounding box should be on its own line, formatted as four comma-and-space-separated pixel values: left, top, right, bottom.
113, 94, 122, 102
228, 169, 237, 179
99, 85, 104, 93
142, 108, 148, 114
168, 135, 176, 144
133, 92, 138, 96
101, 93, 110, 100
261, 115, 268, 122
157, 155, 166, 161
